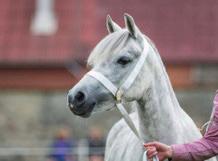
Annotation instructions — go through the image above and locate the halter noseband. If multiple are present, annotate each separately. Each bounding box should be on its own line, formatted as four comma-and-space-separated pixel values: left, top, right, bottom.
87, 38, 159, 161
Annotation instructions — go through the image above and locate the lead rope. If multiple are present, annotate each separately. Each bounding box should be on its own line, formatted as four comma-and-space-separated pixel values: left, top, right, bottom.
87, 39, 159, 161
199, 121, 210, 132
200, 99, 217, 133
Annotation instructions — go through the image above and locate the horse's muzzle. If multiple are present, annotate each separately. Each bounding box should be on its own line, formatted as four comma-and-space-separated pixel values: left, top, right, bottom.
67, 91, 96, 118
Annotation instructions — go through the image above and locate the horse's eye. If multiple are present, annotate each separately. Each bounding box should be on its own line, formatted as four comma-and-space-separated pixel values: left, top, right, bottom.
117, 56, 132, 66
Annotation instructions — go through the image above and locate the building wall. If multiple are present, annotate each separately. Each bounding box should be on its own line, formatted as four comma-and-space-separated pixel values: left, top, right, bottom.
0, 64, 218, 145
1, 64, 218, 90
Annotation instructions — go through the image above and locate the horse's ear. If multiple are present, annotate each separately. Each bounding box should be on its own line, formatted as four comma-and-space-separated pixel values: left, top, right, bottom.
106, 15, 121, 34
124, 13, 138, 38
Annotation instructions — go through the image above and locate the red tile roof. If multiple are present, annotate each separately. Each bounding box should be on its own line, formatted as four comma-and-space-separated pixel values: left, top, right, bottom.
0, 0, 218, 66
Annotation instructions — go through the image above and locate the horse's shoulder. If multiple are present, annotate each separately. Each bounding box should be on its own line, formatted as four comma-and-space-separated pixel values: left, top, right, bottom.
106, 118, 126, 146
105, 112, 142, 161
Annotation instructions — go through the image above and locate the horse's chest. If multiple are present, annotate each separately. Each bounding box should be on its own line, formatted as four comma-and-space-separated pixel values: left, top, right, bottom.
105, 118, 144, 161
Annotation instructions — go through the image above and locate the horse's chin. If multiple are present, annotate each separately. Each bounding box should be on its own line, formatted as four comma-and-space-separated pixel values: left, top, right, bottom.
73, 111, 91, 118
70, 109, 89, 118
69, 104, 95, 118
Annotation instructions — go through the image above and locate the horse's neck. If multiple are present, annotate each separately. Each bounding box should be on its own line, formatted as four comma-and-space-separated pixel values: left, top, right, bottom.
136, 55, 182, 143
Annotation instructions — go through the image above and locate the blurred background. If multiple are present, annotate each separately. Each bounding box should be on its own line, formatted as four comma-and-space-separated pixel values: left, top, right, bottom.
0, 0, 218, 161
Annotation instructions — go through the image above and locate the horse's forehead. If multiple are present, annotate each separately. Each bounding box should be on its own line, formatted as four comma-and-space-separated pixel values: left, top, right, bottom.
87, 30, 130, 66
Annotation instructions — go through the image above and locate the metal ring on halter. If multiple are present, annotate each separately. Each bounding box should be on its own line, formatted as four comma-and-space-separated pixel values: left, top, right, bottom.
115, 89, 123, 102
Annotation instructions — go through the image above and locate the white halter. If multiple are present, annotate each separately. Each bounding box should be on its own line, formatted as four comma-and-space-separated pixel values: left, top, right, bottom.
87, 38, 159, 161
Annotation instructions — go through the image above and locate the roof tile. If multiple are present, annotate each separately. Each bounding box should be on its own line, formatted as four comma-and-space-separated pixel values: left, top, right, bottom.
0, 0, 218, 66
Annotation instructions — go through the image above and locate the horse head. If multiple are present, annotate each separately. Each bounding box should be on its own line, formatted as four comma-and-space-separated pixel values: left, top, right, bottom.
68, 14, 154, 118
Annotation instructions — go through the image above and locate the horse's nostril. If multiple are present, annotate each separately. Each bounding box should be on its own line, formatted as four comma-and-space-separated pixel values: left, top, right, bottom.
74, 91, 85, 103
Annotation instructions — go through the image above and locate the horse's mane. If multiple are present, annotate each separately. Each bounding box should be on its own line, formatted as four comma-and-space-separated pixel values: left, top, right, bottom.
144, 35, 180, 108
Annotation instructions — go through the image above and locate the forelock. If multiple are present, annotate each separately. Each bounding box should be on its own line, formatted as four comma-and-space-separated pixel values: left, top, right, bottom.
87, 30, 130, 66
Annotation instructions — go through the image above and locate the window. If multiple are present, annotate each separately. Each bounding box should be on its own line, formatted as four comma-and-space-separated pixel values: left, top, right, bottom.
31, 0, 58, 36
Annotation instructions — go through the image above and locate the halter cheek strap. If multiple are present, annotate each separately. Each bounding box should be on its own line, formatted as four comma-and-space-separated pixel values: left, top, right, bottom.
88, 70, 142, 138
120, 46, 148, 92
88, 39, 149, 102
87, 38, 159, 161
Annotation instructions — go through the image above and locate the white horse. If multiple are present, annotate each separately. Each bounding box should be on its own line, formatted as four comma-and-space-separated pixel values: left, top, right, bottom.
67, 14, 216, 161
